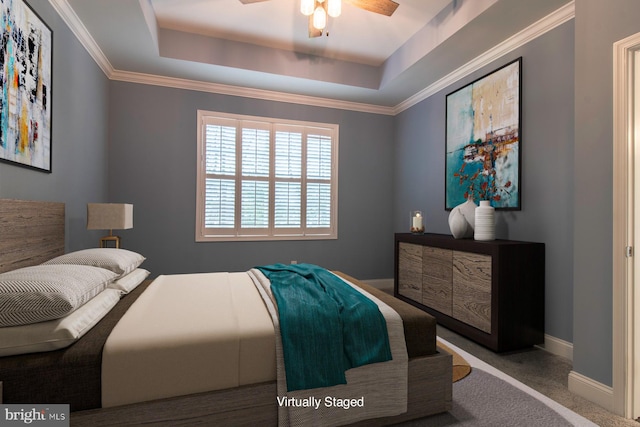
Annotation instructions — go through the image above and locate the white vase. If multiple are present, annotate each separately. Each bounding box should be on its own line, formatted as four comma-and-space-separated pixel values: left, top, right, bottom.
448, 198, 476, 239
474, 200, 495, 241
459, 198, 477, 232
448, 208, 469, 239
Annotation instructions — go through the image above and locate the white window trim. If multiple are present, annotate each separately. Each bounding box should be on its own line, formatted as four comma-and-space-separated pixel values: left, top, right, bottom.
196, 110, 339, 242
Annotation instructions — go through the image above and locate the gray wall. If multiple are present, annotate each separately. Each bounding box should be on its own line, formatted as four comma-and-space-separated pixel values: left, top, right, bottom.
0, 0, 110, 251
108, 82, 395, 280
5, 0, 632, 391
393, 22, 575, 344
573, 0, 640, 387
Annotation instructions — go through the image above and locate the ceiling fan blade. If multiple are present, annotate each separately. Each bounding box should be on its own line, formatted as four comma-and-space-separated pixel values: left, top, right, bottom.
343, 0, 399, 16
308, 15, 323, 38
238, 0, 270, 4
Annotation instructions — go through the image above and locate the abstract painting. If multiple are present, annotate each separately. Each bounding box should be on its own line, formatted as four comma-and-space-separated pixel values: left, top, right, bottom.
0, 0, 52, 172
445, 58, 521, 210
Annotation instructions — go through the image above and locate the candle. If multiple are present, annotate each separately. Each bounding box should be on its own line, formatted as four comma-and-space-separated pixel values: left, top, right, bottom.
412, 213, 422, 229
410, 210, 424, 233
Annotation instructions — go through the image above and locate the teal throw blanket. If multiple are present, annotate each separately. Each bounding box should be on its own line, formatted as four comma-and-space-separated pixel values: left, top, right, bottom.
256, 263, 392, 391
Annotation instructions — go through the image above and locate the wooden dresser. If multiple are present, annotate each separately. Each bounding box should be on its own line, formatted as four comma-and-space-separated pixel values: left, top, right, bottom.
394, 233, 545, 352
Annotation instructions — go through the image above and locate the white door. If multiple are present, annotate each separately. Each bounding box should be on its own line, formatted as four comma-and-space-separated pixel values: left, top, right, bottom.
612, 32, 640, 419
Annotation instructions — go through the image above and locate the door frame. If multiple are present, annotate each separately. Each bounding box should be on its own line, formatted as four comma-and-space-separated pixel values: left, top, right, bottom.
612, 31, 640, 419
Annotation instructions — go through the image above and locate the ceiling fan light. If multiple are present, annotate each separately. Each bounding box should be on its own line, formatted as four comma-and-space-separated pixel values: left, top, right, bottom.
300, 0, 315, 16
327, 0, 341, 18
313, 5, 326, 30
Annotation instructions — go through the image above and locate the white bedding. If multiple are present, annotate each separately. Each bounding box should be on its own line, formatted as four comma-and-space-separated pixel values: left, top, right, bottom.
101, 269, 408, 427
101, 272, 276, 407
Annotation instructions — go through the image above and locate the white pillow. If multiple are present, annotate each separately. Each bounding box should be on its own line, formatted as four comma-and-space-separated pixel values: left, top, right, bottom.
0, 288, 122, 356
0, 264, 117, 327
109, 268, 150, 294
43, 248, 145, 277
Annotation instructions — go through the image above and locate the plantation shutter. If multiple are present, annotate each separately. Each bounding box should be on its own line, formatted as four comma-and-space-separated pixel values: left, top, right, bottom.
197, 111, 337, 241
306, 130, 333, 230
240, 121, 270, 234
274, 125, 302, 230
204, 118, 236, 230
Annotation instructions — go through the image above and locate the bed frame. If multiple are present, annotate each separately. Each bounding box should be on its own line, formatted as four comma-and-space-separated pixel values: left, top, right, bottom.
0, 199, 452, 426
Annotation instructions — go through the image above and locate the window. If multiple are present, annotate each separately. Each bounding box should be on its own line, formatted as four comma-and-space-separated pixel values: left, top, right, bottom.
196, 110, 338, 241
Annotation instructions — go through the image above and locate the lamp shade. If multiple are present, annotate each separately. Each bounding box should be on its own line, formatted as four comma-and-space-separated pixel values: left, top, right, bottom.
87, 203, 133, 230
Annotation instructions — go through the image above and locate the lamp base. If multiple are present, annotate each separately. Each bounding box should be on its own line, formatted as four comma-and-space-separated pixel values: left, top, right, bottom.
99, 235, 121, 248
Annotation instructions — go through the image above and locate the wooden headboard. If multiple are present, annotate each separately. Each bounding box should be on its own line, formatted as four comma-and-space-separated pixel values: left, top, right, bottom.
0, 199, 65, 273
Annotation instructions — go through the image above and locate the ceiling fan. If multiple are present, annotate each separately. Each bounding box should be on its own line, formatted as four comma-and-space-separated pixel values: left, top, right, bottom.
238, 0, 400, 38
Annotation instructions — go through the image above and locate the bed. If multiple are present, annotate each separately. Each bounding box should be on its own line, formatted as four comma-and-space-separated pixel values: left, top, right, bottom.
0, 199, 452, 426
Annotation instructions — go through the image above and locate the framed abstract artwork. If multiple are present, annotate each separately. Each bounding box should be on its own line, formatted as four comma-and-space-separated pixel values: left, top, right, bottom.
445, 57, 522, 210
0, 0, 52, 173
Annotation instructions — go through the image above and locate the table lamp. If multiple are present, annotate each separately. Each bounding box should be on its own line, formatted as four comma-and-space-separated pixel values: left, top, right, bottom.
87, 203, 133, 248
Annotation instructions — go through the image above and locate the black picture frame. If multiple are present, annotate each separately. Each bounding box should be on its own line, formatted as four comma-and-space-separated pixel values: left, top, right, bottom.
445, 57, 522, 210
0, 0, 53, 173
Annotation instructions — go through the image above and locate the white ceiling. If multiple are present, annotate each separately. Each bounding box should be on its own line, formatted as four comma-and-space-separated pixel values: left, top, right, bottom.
150, 0, 451, 66
60, 0, 573, 110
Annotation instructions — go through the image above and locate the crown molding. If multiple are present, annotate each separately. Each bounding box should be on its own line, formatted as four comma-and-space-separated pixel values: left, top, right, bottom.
109, 70, 396, 115
51, 0, 574, 117
393, 1, 575, 115
47, 0, 113, 76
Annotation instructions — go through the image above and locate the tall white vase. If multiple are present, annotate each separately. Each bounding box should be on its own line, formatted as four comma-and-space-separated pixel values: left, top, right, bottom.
474, 201, 495, 241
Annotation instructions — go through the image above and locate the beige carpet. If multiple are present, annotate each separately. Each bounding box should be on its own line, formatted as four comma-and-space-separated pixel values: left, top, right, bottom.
437, 339, 472, 382
407, 337, 599, 426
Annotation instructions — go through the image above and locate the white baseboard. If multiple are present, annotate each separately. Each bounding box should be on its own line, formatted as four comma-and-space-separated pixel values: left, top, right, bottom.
538, 333, 574, 361
532, 335, 615, 415
568, 370, 614, 413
